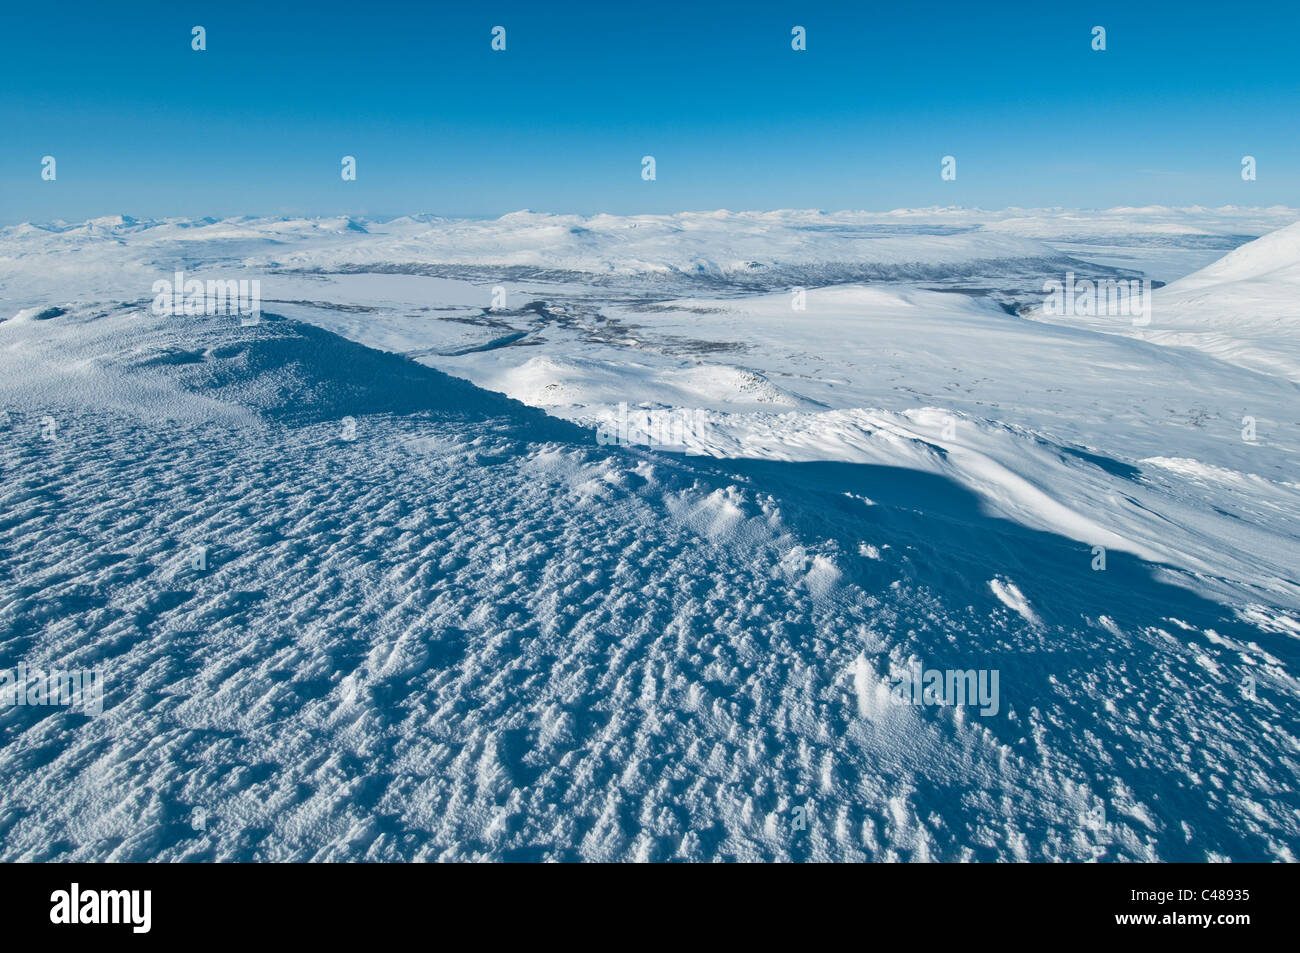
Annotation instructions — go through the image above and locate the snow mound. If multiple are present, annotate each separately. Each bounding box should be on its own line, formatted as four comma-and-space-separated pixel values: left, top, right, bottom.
989, 578, 1040, 625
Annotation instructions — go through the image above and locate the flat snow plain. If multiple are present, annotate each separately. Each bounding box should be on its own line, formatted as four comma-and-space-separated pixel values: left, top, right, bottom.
0, 207, 1297, 861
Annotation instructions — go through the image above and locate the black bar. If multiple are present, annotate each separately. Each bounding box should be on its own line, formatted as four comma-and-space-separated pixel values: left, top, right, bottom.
0, 862, 1280, 940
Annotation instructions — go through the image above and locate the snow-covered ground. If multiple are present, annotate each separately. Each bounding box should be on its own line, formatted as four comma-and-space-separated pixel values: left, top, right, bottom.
1, 208, 1297, 861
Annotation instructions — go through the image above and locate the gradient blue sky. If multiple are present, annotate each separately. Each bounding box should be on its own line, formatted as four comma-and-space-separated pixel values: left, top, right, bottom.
1, 0, 1296, 223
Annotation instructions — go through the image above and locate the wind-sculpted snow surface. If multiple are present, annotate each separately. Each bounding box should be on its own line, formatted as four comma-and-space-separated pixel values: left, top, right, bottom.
2, 210, 1299, 862
0, 305, 1297, 861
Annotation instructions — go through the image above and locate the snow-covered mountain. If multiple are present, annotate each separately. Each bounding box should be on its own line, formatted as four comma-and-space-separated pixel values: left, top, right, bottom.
0, 207, 1234, 305
1027, 220, 1300, 381
1, 208, 1297, 861
1149, 222, 1300, 380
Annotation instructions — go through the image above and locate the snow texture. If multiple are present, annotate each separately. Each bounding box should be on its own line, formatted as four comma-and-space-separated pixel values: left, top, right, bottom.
0, 208, 1297, 861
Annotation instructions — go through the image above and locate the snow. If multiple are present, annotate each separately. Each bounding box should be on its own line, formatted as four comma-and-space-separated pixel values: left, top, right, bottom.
0, 207, 1297, 861
1026, 220, 1300, 380
988, 579, 1040, 626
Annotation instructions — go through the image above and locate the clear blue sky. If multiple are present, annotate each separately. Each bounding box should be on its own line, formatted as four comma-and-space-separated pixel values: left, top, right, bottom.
1, 0, 1296, 223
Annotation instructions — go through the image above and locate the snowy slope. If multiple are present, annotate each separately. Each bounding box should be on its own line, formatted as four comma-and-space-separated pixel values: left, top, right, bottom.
1, 210, 1297, 862
1028, 221, 1300, 381
354, 281, 1298, 617
1144, 222, 1300, 380
1, 304, 1295, 861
